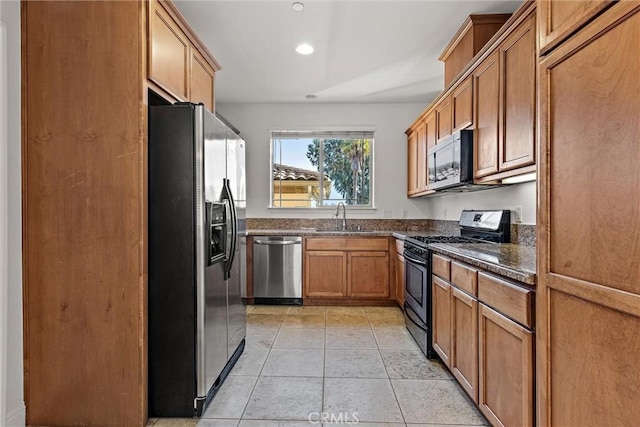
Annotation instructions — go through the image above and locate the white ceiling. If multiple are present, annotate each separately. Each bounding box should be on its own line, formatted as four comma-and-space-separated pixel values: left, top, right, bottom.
175, 0, 521, 104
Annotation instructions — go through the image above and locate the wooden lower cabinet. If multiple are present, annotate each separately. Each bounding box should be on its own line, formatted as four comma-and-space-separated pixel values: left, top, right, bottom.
451, 287, 479, 403
432, 276, 452, 367
395, 252, 405, 306
479, 303, 534, 427
304, 251, 347, 297
348, 252, 389, 298
303, 237, 391, 301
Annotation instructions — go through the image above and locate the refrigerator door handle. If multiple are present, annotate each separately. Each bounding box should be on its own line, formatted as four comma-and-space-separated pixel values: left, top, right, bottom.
222, 178, 238, 280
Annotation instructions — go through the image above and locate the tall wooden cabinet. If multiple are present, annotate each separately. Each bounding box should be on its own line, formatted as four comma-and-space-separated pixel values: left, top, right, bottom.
21, 1, 220, 425
537, 2, 640, 425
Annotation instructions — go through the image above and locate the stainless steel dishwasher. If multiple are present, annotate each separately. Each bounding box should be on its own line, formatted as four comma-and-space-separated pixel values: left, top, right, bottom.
253, 236, 303, 305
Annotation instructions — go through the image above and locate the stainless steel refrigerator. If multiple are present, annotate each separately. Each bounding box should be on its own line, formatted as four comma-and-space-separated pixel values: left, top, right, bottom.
148, 103, 246, 417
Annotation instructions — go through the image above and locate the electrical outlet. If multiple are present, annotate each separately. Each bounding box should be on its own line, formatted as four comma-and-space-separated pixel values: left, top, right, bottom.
514, 206, 523, 223
402, 209, 408, 218
384, 210, 392, 219
443, 208, 447, 219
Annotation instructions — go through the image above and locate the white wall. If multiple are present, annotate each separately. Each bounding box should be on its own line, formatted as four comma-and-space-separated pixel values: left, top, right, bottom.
414, 181, 537, 225
218, 102, 427, 219
0, 0, 24, 425
218, 102, 536, 224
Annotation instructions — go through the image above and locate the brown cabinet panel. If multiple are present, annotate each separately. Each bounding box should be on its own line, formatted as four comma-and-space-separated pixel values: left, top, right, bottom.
436, 97, 453, 142
451, 261, 478, 296
538, 0, 615, 54
149, 0, 189, 100
546, 289, 640, 426
452, 76, 473, 132
348, 252, 390, 298
432, 276, 452, 367
395, 252, 405, 306
304, 251, 347, 297
416, 121, 428, 193
425, 112, 437, 151
407, 131, 418, 195
473, 51, 500, 178
478, 272, 534, 328
542, 6, 640, 296
451, 287, 479, 403
22, 2, 147, 425
537, 4, 640, 426
479, 304, 534, 427
500, 13, 536, 171
189, 48, 215, 112
432, 254, 451, 281
306, 237, 389, 252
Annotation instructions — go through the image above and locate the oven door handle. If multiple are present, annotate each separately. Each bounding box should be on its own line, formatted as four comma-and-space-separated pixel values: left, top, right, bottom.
404, 302, 427, 331
404, 252, 427, 266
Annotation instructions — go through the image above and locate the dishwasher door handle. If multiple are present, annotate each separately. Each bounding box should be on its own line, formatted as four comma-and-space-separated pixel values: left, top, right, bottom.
254, 239, 301, 245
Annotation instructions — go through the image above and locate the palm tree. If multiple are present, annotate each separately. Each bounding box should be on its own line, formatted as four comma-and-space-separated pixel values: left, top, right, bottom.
341, 139, 370, 204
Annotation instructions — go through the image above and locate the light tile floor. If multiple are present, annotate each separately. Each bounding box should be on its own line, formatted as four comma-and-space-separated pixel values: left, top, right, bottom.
148, 306, 488, 427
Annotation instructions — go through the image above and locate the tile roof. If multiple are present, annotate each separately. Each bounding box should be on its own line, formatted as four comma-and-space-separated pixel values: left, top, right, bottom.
273, 163, 329, 182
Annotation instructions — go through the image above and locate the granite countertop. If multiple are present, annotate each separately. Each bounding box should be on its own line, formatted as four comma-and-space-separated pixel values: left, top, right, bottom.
428, 242, 536, 285
247, 229, 453, 239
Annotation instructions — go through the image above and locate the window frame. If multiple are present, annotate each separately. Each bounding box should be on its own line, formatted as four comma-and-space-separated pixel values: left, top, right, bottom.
269, 129, 375, 209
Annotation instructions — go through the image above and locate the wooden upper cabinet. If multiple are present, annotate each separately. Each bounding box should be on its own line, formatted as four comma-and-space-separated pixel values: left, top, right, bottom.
538, 0, 615, 55
425, 111, 437, 150
500, 13, 536, 172
416, 121, 428, 193
473, 51, 500, 178
149, 0, 189, 100
407, 130, 419, 195
452, 76, 473, 132
348, 251, 390, 298
189, 49, 215, 112
435, 97, 453, 142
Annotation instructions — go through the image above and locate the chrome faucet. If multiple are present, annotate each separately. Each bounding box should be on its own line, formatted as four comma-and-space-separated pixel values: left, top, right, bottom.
335, 202, 347, 231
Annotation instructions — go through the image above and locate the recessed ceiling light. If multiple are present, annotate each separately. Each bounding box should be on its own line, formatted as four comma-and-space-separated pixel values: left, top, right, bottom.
292, 2, 304, 12
296, 43, 314, 55
305, 94, 317, 100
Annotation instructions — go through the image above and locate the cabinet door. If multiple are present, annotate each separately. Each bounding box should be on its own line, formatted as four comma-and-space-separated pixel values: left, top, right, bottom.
473, 51, 500, 178
435, 96, 452, 142
190, 48, 215, 112
416, 121, 428, 193
395, 253, 405, 306
451, 287, 479, 403
432, 276, 452, 367
452, 76, 473, 132
500, 13, 536, 172
305, 251, 347, 297
538, 0, 615, 54
348, 251, 390, 298
148, 0, 189, 100
407, 131, 418, 195
538, 3, 640, 426
479, 303, 533, 427
425, 112, 437, 151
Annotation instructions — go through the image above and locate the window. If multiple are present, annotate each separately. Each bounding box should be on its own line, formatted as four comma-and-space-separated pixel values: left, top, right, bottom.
271, 130, 374, 208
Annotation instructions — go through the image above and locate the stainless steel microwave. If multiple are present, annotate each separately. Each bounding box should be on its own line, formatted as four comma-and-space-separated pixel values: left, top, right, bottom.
427, 130, 482, 192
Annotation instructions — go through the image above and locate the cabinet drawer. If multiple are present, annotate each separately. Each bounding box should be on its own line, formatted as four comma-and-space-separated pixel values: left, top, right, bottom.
395, 238, 404, 256
306, 237, 388, 251
478, 272, 534, 328
451, 261, 478, 296
432, 254, 451, 280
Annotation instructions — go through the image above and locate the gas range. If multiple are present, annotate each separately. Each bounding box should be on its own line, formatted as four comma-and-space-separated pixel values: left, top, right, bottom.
402, 209, 511, 360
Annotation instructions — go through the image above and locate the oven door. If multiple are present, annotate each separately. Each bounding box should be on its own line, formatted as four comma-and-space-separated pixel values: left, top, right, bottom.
403, 251, 428, 325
